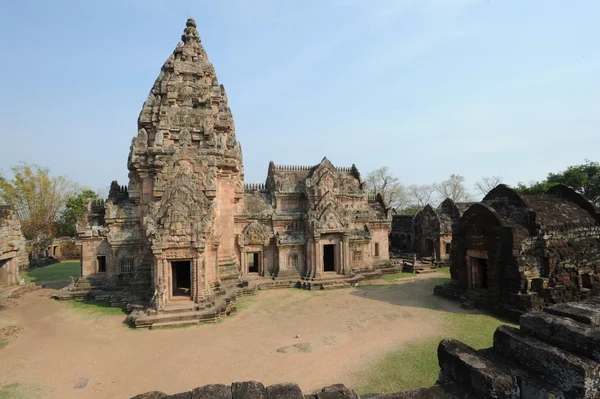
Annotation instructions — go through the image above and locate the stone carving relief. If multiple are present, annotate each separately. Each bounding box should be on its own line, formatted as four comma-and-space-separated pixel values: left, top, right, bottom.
238, 221, 273, 247
155, 158, 214, 246
179, 128, 192, 148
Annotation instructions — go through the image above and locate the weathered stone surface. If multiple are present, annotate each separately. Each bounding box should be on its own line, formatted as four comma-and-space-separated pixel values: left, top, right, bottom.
232, 381, 267, 399
131, 392, 168, 399
520, 310, 600, 361
167, 392, 192, 399
494, 325, 600, 397
315, 384, 360, 399
446, 184, 600, 314
0, 206, 27, 287
437, 339, 519, 399
190, 384, 231, 399
544, 302, 600, 325
266, 383, 304, 399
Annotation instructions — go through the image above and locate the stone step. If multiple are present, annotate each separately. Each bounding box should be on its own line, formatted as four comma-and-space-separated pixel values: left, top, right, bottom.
478, 348, 566, 399
415, 268, 437, 274
544, 301, 600, 326
162, 303, 197, 314
493, 325, 600, 397
437, 339, 519, 399
150, 320, 200, 330
519, 311, 600, 362
371, 383, 476, 399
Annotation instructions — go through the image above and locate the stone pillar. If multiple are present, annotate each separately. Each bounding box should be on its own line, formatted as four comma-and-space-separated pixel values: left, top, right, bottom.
342, 235, 349, 275
315, 235, 322, 279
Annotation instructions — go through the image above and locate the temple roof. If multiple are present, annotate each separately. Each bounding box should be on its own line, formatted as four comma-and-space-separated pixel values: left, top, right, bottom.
523, 195, 598, 228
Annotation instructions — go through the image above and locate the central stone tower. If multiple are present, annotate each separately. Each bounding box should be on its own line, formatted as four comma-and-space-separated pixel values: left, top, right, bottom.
127, 19, 244, 308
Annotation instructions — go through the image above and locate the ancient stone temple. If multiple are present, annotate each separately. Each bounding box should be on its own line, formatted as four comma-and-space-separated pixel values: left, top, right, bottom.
436, 184, 600, 315
0, 206, 27, 286
77, 19, 392, 312
412, 199, 473, 261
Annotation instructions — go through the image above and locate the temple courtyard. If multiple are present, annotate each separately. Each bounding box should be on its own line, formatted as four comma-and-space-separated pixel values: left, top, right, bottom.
0, 264, 512, 399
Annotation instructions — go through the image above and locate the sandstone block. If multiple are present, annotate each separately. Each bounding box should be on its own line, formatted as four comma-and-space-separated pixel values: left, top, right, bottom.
520, 311, 600, 361
544, 302, 600, 325
232, 381, 267, 399
266, 383, 304, 399
131, 392, 168, 399
437, 339, 519, 399
316, 384, 360, 399
494, 325, 600, 397
191, 384, 232, 399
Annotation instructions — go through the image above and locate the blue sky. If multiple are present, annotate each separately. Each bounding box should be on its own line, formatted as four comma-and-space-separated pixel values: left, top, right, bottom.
1, 0, 598, 197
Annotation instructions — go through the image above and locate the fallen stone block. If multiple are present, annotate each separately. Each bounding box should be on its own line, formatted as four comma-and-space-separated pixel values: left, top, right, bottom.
493, 325, 600, 397
437, 339, 519, 399
232, 381, 267, 399
190, 384, 232, 399
266, 382, 304, 399
520, 311, 600, 361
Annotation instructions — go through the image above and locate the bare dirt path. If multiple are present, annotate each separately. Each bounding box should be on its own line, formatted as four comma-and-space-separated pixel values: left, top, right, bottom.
0, 274, 457, 398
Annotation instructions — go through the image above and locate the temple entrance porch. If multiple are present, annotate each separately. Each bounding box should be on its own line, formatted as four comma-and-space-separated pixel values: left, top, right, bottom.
171, 260, 192, 298
323, 244, 335, 272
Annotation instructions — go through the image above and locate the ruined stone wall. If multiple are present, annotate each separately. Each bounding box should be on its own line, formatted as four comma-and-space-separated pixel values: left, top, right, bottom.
133, 297, 600, 399
0, 206, 27, 286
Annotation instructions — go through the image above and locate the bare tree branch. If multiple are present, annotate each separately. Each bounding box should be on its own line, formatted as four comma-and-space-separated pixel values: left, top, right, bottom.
474, 175, 503, 197
365, 166, 407, 210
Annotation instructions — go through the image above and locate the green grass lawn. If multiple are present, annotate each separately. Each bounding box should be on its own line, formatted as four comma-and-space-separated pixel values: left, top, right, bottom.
21, 260, 80, 284
69, 300, 126, 318
381, 272, 416, 281
356, 310, 516, 397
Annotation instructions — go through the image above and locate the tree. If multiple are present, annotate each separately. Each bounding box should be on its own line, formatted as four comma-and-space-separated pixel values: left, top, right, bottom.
55, 189, 99, 237
398, 204, 421, 215
407, 184, 436, 207
514, 181, 553, 195
365, 167, 407, 210
513, 160, 600, 205
0, 164, 80, 240
546, 160, 600, 205
433, 174, 473, 202
474, 175, 503, 197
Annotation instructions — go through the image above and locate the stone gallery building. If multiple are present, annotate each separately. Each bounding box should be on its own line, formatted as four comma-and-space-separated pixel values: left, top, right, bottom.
78, 19, 392, 310
390, 199, 472, 261
0, 206, 27, 286
439, 184, 600, 313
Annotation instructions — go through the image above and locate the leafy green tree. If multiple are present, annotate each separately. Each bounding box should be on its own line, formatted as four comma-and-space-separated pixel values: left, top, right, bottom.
55, 189, 99, 237
514, 160, 600, 205
0, 164, 79, 240
546, 160, 600, 204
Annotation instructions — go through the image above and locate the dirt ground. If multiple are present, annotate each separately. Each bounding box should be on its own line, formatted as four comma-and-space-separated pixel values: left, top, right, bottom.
0, 274, 459, 399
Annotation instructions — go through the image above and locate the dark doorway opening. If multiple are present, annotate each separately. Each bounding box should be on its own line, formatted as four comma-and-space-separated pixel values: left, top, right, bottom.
172, 261, 191, 297
472, 258, 488, 289
323, 244, 335, 272
97, 256, 106, 273
424, 239, 434, 256
248, 252, 260, 274
445, 243, 452, 256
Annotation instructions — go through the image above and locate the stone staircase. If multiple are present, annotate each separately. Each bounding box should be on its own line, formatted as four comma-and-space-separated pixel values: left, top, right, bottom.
53, 273, 152, 307
430, 296, 600, 398
126, 284, 255, 329
372, 259, 398, 275
218, 255, 241, 285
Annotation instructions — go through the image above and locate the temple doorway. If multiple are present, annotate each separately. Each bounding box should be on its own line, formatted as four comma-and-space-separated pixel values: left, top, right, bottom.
470, 257, 488, 289
323, 244, 335, 272
424, 239, 434, 257
171, 261, 191, 297
248, 252, 260, 274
